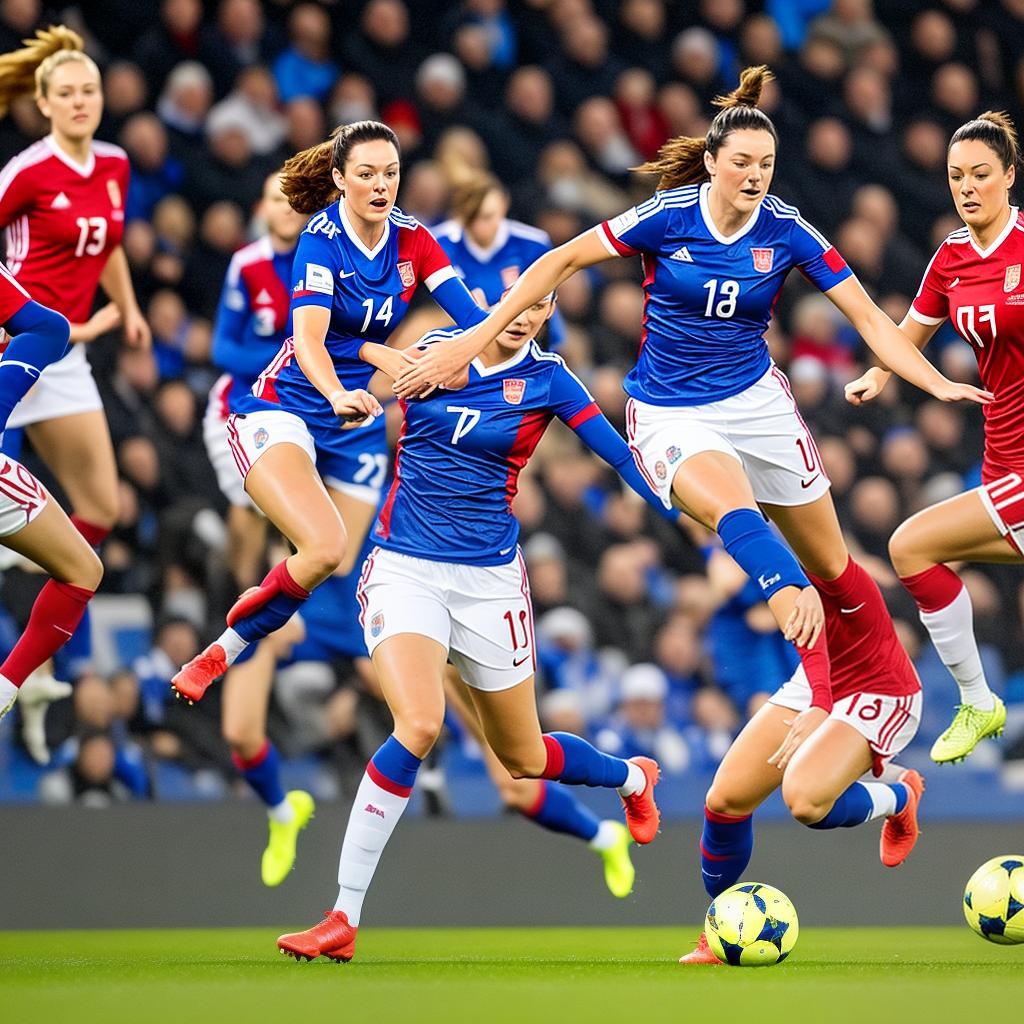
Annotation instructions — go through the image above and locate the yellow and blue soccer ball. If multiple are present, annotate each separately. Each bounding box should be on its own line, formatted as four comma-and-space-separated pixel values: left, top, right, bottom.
704, 882, 799, 966
963, 855, 1024, 945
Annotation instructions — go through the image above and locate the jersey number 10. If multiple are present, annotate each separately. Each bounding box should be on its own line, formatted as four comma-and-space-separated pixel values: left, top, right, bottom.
702, 278, 739, 319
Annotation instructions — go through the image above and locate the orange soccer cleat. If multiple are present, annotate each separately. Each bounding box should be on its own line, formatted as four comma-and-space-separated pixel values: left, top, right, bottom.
620, 756, 661, 845
170, 643, 228, 704
678, 932, 722, 965
880, 768, 925, 868
277, 910, 358, 963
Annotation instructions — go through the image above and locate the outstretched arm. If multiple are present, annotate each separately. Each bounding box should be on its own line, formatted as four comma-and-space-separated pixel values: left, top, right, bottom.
845, 313, 942, 405
99, 247, 150, 349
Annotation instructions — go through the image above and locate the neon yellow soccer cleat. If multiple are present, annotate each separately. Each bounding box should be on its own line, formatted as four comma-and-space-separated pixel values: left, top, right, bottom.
930, 697, 1006, 764
596, 821, 636, 898
261, 790, 315, 887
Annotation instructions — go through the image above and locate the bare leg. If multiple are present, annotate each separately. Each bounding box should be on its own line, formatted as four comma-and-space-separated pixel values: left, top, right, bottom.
327, 487, 379, 577
226, 504, 268, 592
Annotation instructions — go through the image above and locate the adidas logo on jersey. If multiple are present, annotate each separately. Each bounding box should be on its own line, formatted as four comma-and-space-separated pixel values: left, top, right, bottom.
254, 288, 273, 304
50, 191, 71, 209
670, 246, 693, 262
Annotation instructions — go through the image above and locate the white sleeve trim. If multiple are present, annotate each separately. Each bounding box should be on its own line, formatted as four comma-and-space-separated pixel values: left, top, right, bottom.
595, 225, 619, 257
907, 305, 946, 326
424, 265, 457, 291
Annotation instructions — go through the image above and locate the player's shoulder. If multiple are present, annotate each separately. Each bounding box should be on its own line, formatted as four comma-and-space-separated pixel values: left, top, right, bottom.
91, 140, 129, 165
0, 138, 55, 183
635, 184, 702, 220
761, 193, 830, 246
304, 202, 344, 240
389, 205, 423, 232
432, 217, 461, 242
226, 236, 274, 282
417, 325, 464, 348
505, 219, 552, 247
522, 339, 569, 378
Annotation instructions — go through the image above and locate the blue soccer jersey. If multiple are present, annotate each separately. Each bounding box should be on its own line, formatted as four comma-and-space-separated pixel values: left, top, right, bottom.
434, 217, 566, 348
598, 182, 852, 406
374, 332, 673, 566
211, 236, 295, 415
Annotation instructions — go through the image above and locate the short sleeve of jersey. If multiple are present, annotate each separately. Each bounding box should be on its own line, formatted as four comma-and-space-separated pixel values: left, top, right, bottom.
414, 224, 457, 289
547, 358, 600, 427
791, 218, 852, 292
0, 261, 30, 322
291, 229, 341, 309
908, 247, 949, 324
0, 159, 36, 227
598, 198, 672, 257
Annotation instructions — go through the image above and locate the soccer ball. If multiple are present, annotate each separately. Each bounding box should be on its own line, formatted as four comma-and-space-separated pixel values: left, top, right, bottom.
963, 855, 1024, 944
704, 882, 799, 966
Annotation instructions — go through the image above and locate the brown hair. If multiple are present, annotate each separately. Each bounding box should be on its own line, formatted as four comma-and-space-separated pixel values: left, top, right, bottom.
0, 25, 96, 117
949, 110, 1020, 173
633, 65, 778, 190
280, 120, 401, 215
448, 170, 507, 226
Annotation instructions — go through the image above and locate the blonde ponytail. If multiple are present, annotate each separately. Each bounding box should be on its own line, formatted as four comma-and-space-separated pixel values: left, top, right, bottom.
0, 25, 94, 117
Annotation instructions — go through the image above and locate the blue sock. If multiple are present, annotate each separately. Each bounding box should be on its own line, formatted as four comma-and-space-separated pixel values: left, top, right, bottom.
368, 735, 422, 794
542, 732, 629, 788
807, 781, 907, 829
522, 781, 600, 841
717, 508, 808, 599
233, 739, 285, 808
233, 592, 307, 644
700, 805, 754, 898
0, 301, 69, 431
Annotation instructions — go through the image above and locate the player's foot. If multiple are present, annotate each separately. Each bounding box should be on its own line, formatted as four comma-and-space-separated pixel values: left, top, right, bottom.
929, 698, 1006, 764
595, 821, 635, 898
277, 910, 357, 963
171, 643, 228, 704
620, 756, 661, 845
880, 768, 925, 868
18, 667, 72, 765
678, 932, 722, 965
262, 790, 316, 887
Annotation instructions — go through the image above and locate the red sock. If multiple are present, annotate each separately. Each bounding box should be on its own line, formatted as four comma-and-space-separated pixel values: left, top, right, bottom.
0, 580, 94, 686
70, 515, 111, 548
795, 634, 832, 712
899, 564, 964, 613
265, 559, 310, 600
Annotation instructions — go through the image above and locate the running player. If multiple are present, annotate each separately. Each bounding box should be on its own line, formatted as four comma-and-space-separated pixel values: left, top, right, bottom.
204, 170, 309, 592
396, 66, 989, 759
171, 121, 485, 699
0, 257, 101, 723
274, 293, 666, 962
847, 111, 1024, 762
0, 27, 149, 560
434, 171, 566, 348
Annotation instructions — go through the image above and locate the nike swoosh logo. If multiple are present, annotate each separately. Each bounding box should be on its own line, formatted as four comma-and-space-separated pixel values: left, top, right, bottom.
839, 603, 865, 614
800, 474, 821, 489
512, 654, 531, 667
338, 271, 356, 280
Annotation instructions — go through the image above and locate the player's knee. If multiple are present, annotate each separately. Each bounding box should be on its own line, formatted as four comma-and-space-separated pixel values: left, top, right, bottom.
76, 546, 103, 591
301, 535, 347, 582
397, 714, 444, 757
705, 783, 756, 819
887, 522, 924, 576
496, 776, 535, 811
498, 749, 546, 780
781, 780, 828, 826
223, 723, 263, 757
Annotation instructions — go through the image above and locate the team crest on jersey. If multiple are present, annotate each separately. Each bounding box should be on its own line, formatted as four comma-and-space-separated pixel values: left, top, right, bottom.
654, 460, 667, 480
106, 178, 121, 209
370, 612, 385, 638
1005, 264, 1021, 292
253, 428, 269, 449
501, 265, 521, 288
397, 260, 415, 288
751, 247, 774, 273
503, 378, 526, 404
666, 445, 683, 464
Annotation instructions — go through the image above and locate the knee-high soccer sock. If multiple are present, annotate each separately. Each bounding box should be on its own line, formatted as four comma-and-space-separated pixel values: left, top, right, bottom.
55, 516, 110, 677
541, 732, 646, 795
216, 560, 310, 666
806, 780, 908, 829
233, 738, 292, 823
900, 565, 993, 710
0, 581, 93, 709
521, 780, 601, 842
335, 735, 421, 925
700, 806, 754, 899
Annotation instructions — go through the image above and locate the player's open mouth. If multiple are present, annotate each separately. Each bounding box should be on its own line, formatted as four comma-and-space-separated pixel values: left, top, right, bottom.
505, 329, 526, 339
741, 188, 761, 197
370, 199, 388, 209
962, 201, 980, 212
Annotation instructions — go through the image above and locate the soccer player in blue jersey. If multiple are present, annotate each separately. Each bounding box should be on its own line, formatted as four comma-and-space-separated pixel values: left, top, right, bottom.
275, 293, 668, 962
434, 171, 566, 348
204, 171, 309, 592
171, 121, 486, 702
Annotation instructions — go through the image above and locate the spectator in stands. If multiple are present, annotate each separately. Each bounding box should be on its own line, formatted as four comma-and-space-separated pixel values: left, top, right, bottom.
204, 0, 278, 97
329, 73, 378, 130
121, 113, 185, 222
132, 0, 214, 96
101, 61, 149, 139
573, 96, 640, 181
671, 27, 727, 107
157, 60, 213, 153
613, 67, 669, 162
590, 543, 664, 663
341, 0, 422, 107
207, 65, 286, 158
614, 0, 672, 84
271, 2, 338, 103
547, 16, 625, 117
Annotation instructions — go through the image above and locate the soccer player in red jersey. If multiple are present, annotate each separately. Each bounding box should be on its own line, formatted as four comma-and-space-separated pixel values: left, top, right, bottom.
848, 112, 1024, 764
0, 27, 149, 554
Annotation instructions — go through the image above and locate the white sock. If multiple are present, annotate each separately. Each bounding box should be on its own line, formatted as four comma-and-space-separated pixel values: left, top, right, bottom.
268, 797, 295, 824
919, 588, 994, 710
334, 770, 413, 926
616, 760, 645, 798
860, 781, 899, 821
215, 627, 248, 666
589, 820, 620, 851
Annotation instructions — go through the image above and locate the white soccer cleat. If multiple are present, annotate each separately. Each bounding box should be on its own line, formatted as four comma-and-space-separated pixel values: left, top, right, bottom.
18, 666, 72, 765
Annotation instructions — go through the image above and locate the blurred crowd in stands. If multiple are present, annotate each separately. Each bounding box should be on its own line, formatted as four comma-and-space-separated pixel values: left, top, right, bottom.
2, 0, 1024, 807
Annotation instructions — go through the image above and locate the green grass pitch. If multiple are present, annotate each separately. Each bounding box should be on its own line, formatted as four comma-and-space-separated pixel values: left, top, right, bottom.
1, 926, 1022, 1024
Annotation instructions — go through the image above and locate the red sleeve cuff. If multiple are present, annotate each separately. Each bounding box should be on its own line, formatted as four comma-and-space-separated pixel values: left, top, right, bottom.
600, 221, 638, 257
566, 402, 600, 429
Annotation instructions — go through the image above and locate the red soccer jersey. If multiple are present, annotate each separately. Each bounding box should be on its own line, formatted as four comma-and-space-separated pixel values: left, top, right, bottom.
910, 209, 1024, 481
0, 135, 128, 324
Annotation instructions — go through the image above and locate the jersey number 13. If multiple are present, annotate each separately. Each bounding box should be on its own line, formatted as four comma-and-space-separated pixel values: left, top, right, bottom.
702, 279, 739, 319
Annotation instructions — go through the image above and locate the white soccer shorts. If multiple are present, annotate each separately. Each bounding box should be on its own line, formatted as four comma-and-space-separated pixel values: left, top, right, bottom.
0, 452, 48, 536
770, 667, 922, 776
625, 364, 831, 509
978, 471, 1024, 556
356, 546, 536, 692
5, 344, 103, 429
204, 376, 253, 509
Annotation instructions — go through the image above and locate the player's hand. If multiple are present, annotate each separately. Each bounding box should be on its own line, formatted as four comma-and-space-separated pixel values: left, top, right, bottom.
122, 305, 152, 350
844, 367, 889, 406
394, 337, 472, 399
767, 707, 828, 772
365, 344, 410, 381
782, 586, 824, 648
928, 378, 994, 405
74, 303, 122, 344
331, 387, 382, 429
